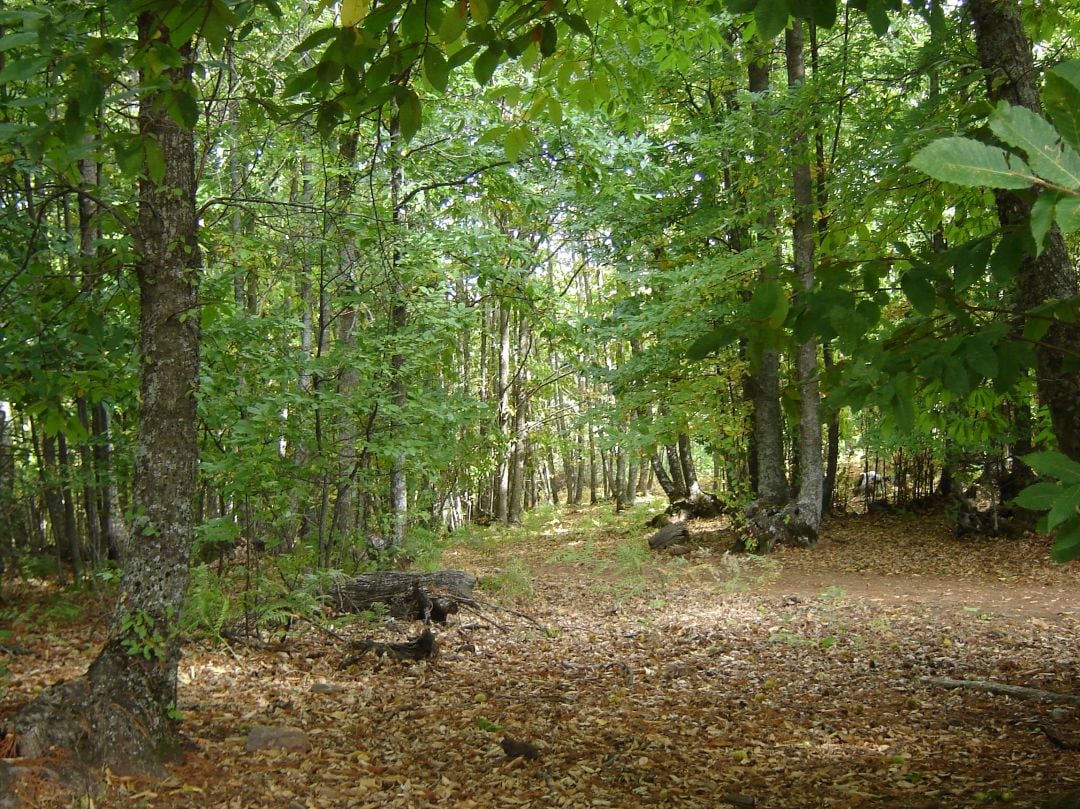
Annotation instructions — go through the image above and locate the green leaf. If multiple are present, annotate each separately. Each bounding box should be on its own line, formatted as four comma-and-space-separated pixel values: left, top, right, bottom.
805, 0, 837, 27
892, 381, 915, 434
0, 56, 46, 84
1022, 451, 1080, 485
561, 13, 591, 36
423, 45, 450, 92
1013, 481, 1061, 511
755, 0, 789, 40
865, 0, 890, 35
165, 88, 199, 129
899, 269, 935, 315
726, 0, 758, 14
1057, 196, 1080, 233
397, 87, 422, 143
961, 335, 997, 379
989, 102, 1080, 189
989, 236, 1024, 284
748, 280, 787, 326
470, 0, 490, 24
502, 125, 529, 161
540, 21, 557, 57
0, 31, 36, 52
364, 0, 403, 35
688, 324, 738, 360
144, 136, 166, 184
293, 26, 338, 53
1030, 191, 1057, 255
473, 45, 500, 85
1050, 519, 1080, 563
1044, 61, 1080, 148
1046, 483, 1080, 531
910, 137, 1035, 190
400, 0, 428, 43
439, 4, 468, 42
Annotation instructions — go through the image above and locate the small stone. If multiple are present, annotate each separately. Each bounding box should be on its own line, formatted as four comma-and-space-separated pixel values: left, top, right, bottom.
312, 682, 344, 694
243, 725, 312, 753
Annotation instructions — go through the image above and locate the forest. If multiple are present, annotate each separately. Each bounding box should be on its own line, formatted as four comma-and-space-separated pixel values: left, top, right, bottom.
0, 0, 1078, 805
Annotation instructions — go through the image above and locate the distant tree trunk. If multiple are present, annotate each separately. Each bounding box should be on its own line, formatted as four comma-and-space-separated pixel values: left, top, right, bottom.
495, 302, 511, 522
330, 130, 361, 558
968, 0, 1080, 461
677, 432, 698, 494
13, 11, 201, 775
389, 106, 409, 546
508, 316, 529, 524
788, 21, 823, 531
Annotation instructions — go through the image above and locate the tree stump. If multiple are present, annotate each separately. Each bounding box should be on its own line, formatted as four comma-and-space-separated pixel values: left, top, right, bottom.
648, 522, 689, 550
330, 570, 476, 622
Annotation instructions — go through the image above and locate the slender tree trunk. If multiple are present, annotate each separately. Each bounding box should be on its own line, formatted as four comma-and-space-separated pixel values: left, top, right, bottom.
32, 422, 69, 584
389, 108, 409, 545
329, 131, 361, 557
968, 0, 1080, 461
508, 316, 529, 524
495, 302, 511, 521
677, 432, 698, 495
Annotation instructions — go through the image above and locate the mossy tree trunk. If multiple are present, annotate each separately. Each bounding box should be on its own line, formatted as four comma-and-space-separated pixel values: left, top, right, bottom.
13, 8, 201, 777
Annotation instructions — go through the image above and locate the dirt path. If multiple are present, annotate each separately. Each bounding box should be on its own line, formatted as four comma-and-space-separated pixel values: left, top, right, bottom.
2, 504, 1078, 808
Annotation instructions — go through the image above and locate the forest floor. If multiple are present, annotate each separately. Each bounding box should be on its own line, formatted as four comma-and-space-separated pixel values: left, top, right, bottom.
2, 498, 1078, 808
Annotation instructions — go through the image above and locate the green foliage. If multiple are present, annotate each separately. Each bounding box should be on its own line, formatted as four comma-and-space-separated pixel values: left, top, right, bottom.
911, 64, 1080, 247
120, 609, 167, 661
1014, 452, 1080, 562
182, 564, 233, 640
479, 559, 534, 600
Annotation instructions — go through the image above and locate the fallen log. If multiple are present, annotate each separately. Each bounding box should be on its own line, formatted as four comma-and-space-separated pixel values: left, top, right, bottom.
649, 522, 689, 550
330, 570, 476, 622
921, 676, 1080, 707
347, 628, 438, 663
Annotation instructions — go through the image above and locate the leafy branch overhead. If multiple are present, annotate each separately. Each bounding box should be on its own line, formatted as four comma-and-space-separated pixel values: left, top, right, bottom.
286, 0, 598, 139
910, 61, 1080, 248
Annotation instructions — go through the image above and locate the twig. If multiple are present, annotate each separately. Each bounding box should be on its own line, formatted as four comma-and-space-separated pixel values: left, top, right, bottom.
921, 676, 1080, 707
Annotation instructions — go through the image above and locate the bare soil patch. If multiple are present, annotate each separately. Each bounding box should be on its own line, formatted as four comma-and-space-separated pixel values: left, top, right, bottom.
2, 503, 1078, 808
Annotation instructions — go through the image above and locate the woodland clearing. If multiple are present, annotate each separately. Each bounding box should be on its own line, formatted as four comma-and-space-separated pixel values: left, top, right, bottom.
1, 499, 1077, 809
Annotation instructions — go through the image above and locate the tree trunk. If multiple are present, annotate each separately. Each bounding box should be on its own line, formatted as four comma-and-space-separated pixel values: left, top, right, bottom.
13, 12, 201, 776
788, 21, 823, 532
389, 106, 409, 546
677, 432, 697, 495
495, 302, 511, 521
968, 0, 1080, 461
747, 42, 788, 507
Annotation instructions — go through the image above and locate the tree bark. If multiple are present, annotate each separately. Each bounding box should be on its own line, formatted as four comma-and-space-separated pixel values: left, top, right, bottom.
968, 0, 1080, 461
389, 104, 409, 546
787, 21, 823, 532
13, 10, 201, 776
747, 41, 788, 506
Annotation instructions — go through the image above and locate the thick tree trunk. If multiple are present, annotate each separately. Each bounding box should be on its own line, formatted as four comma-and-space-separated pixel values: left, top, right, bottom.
788, 21, 823, 532
747, 44, 788, 507
968, 0, 1080, 461
13, 13, 200, 776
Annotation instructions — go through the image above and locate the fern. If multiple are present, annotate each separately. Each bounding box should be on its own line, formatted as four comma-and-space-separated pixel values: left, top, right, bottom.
182, 565, 232, 640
